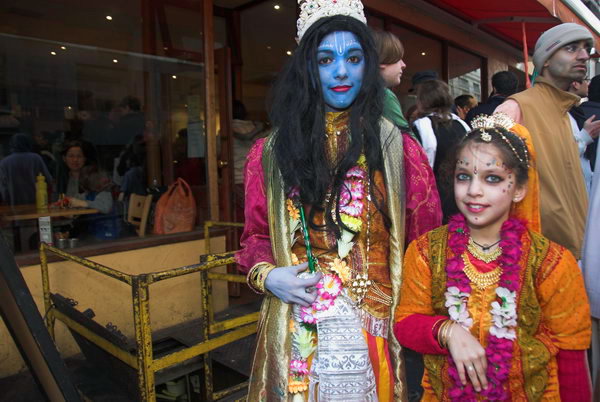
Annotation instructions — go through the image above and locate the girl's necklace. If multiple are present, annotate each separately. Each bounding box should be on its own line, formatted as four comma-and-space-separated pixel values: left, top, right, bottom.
467, 237, 502, 263
471, 238, 501, 250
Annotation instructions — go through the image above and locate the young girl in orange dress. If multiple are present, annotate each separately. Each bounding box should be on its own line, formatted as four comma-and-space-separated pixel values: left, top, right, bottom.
394, 114, 592, 401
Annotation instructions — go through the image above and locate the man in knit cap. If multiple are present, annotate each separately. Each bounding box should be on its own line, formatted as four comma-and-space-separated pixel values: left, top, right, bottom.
496, 22, 600, 259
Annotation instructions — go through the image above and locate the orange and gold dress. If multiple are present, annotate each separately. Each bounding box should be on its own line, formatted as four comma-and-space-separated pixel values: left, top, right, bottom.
394, 225, 591, 401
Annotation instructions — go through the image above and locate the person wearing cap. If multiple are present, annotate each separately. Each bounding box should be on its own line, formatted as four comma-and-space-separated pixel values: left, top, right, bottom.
410, 70, 438, 93
496, 22, 600, 260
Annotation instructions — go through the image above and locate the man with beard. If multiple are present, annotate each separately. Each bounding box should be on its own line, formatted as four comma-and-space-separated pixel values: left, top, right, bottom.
496, 23, 600, 259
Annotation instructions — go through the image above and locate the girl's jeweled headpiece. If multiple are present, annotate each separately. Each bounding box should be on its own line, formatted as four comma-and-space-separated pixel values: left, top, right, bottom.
296, 0, 367, 41
470, 113, 530, 168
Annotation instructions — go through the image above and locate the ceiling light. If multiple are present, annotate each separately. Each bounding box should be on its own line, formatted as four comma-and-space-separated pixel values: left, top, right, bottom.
286, 50, 292, 56
421, 52, 426, 56
267, 46, 272, 50
112, 59, 118, 63
172, 75, 177, 79
274, 4, 280, 10
50, 51, 57, 56
60, 46, 66, 50
106, 15, 113, 21
163, 47, 169, 50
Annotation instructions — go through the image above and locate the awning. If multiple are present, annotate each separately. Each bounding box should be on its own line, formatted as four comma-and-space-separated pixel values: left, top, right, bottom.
424, 0, 600, 50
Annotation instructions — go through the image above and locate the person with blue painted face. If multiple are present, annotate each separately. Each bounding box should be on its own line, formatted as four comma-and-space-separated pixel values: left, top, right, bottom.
235, 1, 442, 400
316, 31, 365, 111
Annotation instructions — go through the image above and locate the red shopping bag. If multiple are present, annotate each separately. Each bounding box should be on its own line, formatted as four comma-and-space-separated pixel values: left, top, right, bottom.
153, 178, 197, 234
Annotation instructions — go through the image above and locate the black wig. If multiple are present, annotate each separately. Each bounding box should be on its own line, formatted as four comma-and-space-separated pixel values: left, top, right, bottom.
269, 15, 387, 238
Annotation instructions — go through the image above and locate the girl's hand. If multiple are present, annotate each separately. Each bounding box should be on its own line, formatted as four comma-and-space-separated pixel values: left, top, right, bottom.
447, 323, 488, 392
264, 262, 322, 307
68, 198, 88, 208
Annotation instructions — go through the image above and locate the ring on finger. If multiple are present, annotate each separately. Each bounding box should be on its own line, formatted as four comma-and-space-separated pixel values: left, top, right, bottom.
467, 365, 474, 371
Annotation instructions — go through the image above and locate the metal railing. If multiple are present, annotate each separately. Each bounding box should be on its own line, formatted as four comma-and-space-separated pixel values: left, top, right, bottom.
39, 221, 254, 401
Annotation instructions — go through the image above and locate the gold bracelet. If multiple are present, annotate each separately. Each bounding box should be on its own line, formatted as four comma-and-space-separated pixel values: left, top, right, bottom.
247, 262, 276, 294
445, 322, 455, 348
432, 318, 445, 346
437, 320, 450, 348
440, 320, 450, 349
438, 320, 454, 349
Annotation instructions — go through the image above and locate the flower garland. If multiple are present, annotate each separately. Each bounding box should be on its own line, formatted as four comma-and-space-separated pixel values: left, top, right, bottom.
444, 214, 526, 401
286, 156, 368, 396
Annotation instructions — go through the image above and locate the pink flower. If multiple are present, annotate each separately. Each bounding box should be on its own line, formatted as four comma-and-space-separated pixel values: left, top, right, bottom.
340, 186, 351, 203
288, 186, 300, 199
340, 200, 364, 217
349, 181, 364, 199
290, 359, 309, 376
313, 298, 333, 311
345, 166, 366, 179
316, 274, 342, 299
300, 307, 317, 324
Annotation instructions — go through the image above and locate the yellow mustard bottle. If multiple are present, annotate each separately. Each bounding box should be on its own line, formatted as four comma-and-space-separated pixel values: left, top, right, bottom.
35, 173, 48, 210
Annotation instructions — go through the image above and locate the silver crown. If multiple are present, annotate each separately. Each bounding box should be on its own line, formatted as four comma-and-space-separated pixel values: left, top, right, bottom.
470, 113, 515, 136
297, 0, 366, 42
470, 113, 530, 168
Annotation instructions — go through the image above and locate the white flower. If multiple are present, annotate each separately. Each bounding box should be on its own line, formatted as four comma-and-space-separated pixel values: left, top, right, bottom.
490, 325, 517, 340
337, 229, 356, 258
292, 393, 305, 402
492, 315, 517, 328
496, 287, 517, 302
491, 301, 516, 318
445, 286, 462, 297
489, 286, 518, 340
444, 286, 473, 328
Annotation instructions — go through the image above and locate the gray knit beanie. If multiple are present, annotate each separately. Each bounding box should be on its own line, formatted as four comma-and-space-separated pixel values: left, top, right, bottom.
533, 23, 593, 73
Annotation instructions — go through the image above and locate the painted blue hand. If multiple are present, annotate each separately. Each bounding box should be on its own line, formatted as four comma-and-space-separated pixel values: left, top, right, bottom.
317, 31, 365, 111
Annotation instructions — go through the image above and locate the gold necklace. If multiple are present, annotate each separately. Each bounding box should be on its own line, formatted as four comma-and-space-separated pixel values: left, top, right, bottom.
467, 237, 502, 263
462, 254, 502, 290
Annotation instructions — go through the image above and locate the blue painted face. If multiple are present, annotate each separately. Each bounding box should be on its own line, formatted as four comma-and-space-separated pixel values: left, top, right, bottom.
317, 31, 365, 111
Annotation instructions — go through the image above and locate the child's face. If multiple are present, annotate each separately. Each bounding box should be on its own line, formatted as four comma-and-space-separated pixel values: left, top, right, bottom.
454, 142, 526, 232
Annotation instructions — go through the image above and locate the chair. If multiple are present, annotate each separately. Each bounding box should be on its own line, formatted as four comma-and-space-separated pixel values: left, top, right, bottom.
126, 194, 153, 237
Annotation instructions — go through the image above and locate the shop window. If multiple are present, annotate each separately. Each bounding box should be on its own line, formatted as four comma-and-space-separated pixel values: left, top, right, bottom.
0, 1, 209, 254
448, 45, 482, 101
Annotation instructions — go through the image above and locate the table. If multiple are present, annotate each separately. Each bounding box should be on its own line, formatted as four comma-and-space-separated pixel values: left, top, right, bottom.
0, 205, 99, 221
0, 204, 99, 246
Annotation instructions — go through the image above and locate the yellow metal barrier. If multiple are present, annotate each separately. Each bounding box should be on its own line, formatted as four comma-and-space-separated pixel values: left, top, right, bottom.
39, 221, 255, 401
